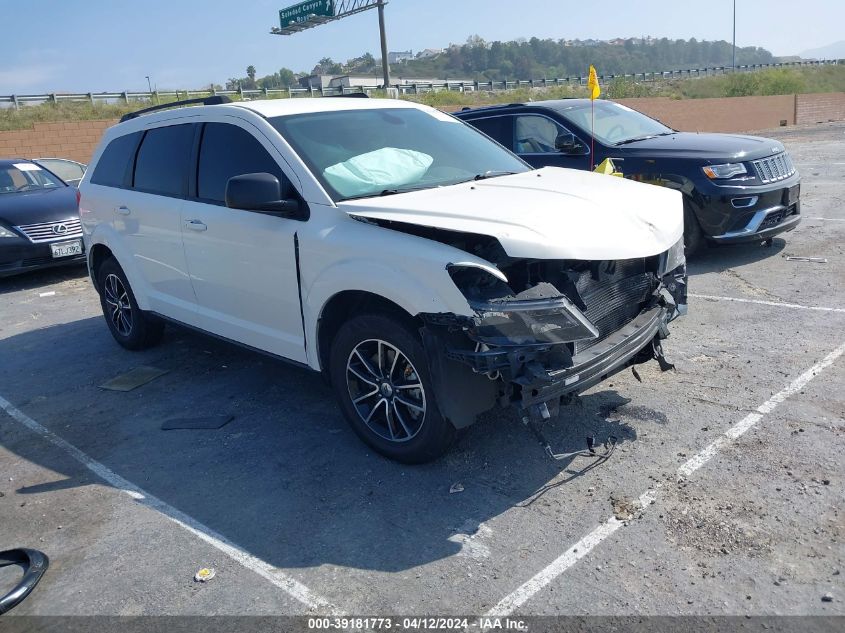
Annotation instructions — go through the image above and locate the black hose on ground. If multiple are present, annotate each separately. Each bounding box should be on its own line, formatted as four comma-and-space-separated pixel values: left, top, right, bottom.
0, 548, 49, 615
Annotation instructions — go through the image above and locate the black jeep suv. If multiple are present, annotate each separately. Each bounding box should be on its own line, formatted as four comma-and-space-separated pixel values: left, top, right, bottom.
455, 99, 800, 254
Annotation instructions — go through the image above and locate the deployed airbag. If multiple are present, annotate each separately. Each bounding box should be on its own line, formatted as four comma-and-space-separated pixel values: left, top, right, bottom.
324, 147, 433, 197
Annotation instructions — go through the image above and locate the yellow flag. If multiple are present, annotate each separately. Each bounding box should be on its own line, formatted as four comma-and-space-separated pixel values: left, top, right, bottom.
587, 65, 601, 100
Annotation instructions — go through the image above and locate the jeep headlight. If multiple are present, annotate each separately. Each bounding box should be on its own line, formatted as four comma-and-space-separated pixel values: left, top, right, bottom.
702, 163, 747, 179
0, 226, 18, 238
664, 236, 685, 274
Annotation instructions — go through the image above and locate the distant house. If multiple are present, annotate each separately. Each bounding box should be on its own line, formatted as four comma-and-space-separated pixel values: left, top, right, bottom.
416, 48, 443, 59
608, 38, 628, 46
329, 75, 383, 88
388, 50, 414, 64
298, 74, 336, 89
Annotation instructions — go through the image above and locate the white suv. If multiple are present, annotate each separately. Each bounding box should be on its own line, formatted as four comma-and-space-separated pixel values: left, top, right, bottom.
79, 96, 687, 463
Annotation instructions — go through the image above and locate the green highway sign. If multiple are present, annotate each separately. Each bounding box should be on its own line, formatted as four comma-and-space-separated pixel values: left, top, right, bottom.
279, 0, 335, 29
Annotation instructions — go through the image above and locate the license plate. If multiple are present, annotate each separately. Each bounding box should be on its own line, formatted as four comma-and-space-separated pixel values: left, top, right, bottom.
50, 239, 82, 258
787, 184, 800, 205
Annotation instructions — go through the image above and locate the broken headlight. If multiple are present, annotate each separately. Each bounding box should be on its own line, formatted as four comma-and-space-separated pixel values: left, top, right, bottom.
663, 236, 685, 275
447, 265, 599, 346
472, 297, 600, 346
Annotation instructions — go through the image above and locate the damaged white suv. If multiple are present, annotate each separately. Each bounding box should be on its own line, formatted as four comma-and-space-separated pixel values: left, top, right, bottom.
80, 96, 687, 463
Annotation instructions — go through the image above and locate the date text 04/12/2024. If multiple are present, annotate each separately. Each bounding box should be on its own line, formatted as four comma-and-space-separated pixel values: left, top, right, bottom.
306, 617, 528, 630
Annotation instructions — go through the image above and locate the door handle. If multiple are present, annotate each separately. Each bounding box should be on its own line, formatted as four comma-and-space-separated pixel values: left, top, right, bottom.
116, 206, 130, 216
184, 220, 207, 232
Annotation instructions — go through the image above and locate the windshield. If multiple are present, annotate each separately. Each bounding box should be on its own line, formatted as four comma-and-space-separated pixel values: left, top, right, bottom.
555, 101, 674, 145
270, 107, 529, 201
0, 163, 64, 194
35, 159, 86, 184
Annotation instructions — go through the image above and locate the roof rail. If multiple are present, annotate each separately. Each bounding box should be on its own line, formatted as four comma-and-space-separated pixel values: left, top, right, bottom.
325, 92, 369, 98
119, 95, 233, 123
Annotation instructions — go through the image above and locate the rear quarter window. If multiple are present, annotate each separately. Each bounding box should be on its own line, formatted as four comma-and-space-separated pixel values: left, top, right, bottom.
132, 124, 195, 197
90, 132, 142, 187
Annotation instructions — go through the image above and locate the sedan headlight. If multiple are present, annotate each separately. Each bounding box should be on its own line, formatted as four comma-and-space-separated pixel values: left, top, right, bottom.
702, 163, 747, 179
664, 236, 686, 274
0, 226, 18, 238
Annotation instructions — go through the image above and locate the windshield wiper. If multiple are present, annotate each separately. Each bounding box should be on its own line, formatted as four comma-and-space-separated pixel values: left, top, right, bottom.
473, 170, 519, 181
614, 132, 675, 146
340, 184, 433, 201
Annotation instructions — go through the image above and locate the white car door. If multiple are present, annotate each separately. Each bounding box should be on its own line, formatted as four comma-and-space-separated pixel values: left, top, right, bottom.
117, 123, 199, 325
180, 118, 306, 362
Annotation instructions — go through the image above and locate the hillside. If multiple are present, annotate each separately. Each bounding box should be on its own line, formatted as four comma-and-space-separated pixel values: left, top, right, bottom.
382, 36, 775, 80
799, 41, 845, 60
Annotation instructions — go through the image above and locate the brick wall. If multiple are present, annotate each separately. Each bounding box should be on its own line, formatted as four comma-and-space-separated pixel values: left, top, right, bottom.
1, 93, 844, 165
796, 92, 845, 124
0, 119, 116, 165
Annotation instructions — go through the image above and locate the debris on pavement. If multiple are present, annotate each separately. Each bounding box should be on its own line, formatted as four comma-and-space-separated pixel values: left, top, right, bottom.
610, 492, 642, 521
161, 415, 234, 430
449, 483, 464, 494
821, 593, 833, 602
785, 256, 828, 263
194, 567, 216, 582
38, 291, 56, 298
99, 366, 169, 392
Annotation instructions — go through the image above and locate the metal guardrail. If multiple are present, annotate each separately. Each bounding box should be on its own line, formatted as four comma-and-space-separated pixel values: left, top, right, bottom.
0, 59, 840, 108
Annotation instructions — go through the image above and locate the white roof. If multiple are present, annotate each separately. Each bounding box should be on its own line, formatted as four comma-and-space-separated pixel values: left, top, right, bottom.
232, 97, 425, 118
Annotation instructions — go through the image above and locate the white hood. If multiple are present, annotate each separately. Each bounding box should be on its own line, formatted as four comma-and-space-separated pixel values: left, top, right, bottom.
339, 167, 683, 260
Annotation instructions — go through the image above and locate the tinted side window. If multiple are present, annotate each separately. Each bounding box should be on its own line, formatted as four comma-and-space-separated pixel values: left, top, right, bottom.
90, 132, 141, 187
197, 123, 285, 204
466, 116, 511, 147
133, 124, 195, 197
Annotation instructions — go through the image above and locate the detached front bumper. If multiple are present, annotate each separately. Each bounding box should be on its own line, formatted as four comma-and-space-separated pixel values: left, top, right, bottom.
422, 263, 686, 425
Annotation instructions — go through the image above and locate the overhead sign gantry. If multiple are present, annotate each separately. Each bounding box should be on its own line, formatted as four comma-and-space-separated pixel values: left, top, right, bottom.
271, 0, 391, 88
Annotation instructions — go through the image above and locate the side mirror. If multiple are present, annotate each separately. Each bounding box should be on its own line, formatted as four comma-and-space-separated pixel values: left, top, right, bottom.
225, 173, 302, 217
555, 133, 588, 155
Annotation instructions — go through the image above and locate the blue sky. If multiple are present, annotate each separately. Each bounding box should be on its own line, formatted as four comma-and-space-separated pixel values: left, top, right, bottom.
1, 0, 842, 93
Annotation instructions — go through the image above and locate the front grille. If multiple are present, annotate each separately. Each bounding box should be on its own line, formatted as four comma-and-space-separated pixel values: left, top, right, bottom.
752, 152, 796, 184
571, 259, 657, 354
14, 217, 83, 243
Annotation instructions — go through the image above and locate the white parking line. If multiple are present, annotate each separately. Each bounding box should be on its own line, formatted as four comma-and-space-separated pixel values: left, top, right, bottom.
0, 395, 338, 614
690, 293, 845, 314
487, 340, 845, 616
807, 217, 845, 221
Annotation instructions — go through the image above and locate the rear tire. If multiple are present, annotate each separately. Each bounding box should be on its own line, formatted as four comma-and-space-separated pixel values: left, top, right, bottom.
683, 200, 706, 257
97, 258, 164, 350
329, 313, 456, 464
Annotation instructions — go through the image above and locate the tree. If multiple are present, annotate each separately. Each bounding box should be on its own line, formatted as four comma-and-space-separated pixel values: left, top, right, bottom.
278, 68, 296, 88
243, 65, 258, 89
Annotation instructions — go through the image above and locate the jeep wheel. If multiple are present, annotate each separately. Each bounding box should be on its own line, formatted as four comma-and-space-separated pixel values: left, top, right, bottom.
97, 258, 164, 350
329, 313, 455, 464
683, 200, 706, 257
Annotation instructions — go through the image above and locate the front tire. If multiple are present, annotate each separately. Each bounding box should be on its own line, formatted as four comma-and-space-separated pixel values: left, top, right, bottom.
683, 200, 706, 257
97, 258, 164, 350
329, 313, 456, 464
